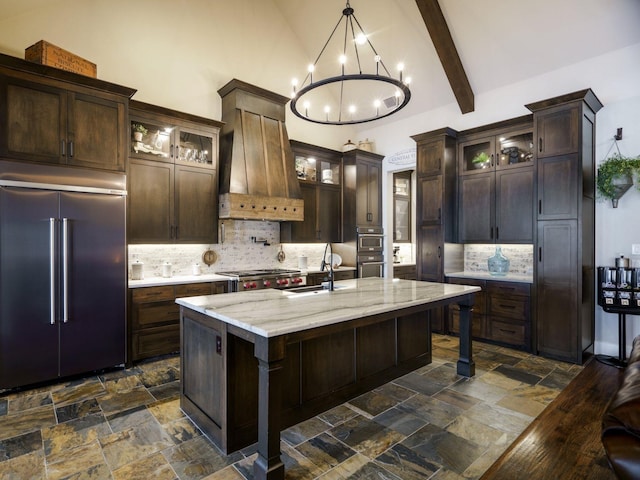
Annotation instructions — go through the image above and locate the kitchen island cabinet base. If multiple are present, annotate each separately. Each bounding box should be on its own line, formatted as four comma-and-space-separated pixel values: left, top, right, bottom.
179, 284, 476, 480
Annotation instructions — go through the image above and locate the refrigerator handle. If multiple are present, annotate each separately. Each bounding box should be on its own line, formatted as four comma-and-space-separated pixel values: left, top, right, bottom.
62, 218, 69, 323
49, 218, 56, 325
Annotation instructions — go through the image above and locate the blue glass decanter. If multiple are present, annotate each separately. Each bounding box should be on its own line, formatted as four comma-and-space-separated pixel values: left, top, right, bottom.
488, 246, 510, 276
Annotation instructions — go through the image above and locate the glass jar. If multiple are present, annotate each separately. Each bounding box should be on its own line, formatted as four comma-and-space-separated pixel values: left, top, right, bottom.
488, 246, 510, 276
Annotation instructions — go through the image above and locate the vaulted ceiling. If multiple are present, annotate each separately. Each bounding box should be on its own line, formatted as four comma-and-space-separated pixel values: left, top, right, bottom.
273, 0, 640, 124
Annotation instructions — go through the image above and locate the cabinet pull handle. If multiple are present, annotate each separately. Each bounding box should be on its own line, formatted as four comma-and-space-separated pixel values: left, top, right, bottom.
538, 138, 543, 153
60, 140, 66, 156
62, 218, 69, 323
539, 247, 542, 262
499, 328, 516, 334
175, 226, 179, 239
496, 226, 499, 239
499, 304, 516, 309
438, 207, 441, 220
437, 246, 441, 258
491, 153, 494, 167
367, 212, 373, 222
68, 141, 74, 158
49, 218, 57, 325
170, 144, 174, 158
490, 227, 494, 239
538, 200, 542, 215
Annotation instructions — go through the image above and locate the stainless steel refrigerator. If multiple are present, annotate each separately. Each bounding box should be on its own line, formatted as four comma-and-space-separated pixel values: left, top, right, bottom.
0, 161, 127, 389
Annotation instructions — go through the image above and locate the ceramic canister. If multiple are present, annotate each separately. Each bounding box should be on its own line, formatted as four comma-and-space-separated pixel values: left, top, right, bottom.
162, 262, 172, 278
131, 261, 144, 280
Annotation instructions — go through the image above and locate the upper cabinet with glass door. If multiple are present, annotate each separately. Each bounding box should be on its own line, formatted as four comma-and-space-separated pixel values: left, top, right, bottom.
295, 146, 341, 186
459, 125, 534, 175
393, 172, 411, 243
130, 107, 217, 170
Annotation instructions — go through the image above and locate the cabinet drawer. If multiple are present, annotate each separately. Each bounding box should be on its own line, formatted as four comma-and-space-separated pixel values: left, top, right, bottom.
334, 270, 356, 281
489, 319, 525, 346
175, 282, 211, 296
132, 325, 180, 360
486, 281, 530, 297
134, 302, 179, 328
489, 295, 528, 321
132, 285, 175, 302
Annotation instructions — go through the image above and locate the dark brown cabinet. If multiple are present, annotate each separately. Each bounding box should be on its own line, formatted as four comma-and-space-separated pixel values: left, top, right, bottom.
281, 141, 341, 243
343, 149, 383, 235
457, 121, 534, 244
127, 101, 222, 244
0, 54, 134, 171
412, 128, 458, 333
393, 264, 417, 280
526, 89, 602, 364
306, 269, 356, 286
448, 277, 531, 351
129, 281, 228, 362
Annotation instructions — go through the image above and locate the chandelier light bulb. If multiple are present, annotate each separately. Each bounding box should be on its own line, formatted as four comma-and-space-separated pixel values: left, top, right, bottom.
348, 105, 356, 116
303, 100, 310, 116
324, 105, 330, 121
405, 76, 412, 85
356, 33, 367, 45
397, 62, 404, 82
339, 54, 347, 64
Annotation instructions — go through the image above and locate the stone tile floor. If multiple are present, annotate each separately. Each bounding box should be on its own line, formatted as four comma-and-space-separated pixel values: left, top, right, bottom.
0, 335, 582, 480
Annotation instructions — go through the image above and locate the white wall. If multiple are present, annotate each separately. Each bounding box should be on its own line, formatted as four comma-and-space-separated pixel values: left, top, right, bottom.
595, 95, 640, 356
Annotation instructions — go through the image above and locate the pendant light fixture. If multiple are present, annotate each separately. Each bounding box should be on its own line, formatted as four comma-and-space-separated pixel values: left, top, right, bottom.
289, 1, 411, 125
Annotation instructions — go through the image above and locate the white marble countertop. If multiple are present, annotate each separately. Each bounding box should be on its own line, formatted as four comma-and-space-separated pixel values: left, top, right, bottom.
446, 271, 533, 284
393, 262, 416, 267
129, 273, 233, 288
176, 277, 481, 338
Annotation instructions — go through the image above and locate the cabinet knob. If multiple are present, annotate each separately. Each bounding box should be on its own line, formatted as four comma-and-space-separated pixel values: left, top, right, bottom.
538, 138, 543, 153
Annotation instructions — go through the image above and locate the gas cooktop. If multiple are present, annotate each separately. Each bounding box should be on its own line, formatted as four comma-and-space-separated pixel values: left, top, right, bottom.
217, 268, 301, 277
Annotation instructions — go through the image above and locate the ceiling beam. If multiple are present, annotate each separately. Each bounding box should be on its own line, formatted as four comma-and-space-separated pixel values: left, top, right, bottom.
415, 0, 474, 113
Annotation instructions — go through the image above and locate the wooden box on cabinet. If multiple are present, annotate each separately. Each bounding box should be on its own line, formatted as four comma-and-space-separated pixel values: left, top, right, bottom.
25, 40, 97, 77
0, 53, 135, 171
129, 281, 228, 362
127, 101, 223, 244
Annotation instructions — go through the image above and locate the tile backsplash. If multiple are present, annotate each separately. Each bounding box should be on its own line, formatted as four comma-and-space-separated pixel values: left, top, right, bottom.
463, 244, 533, 274
128, 220, 331, 278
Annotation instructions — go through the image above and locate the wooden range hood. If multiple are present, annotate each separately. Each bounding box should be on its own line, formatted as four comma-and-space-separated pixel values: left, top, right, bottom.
217, 79, 303, 222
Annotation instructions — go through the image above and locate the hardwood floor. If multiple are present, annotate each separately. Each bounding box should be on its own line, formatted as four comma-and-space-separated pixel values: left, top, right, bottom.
480, 357, 622, 480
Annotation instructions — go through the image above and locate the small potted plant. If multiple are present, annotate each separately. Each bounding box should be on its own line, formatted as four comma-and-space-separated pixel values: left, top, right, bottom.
471, 151, 491, 169
132, 123, 148, 142
596, 153, 640, 207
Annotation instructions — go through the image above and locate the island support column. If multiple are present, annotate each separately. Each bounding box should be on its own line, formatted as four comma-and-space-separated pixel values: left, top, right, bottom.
456, 295, 476, 377
253, 335, 286, 480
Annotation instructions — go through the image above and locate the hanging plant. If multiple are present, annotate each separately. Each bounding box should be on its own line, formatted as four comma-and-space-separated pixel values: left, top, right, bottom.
596, 153, 640, 207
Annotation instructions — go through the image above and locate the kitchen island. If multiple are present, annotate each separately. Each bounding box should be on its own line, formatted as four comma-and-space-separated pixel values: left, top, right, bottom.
177, 277, 480, 480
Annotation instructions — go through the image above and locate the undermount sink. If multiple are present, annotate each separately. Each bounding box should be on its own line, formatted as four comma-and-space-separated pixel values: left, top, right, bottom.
283, 283, 350, 297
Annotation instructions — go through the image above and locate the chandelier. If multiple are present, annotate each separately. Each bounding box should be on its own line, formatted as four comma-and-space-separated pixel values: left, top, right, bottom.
289, 1, 411, 126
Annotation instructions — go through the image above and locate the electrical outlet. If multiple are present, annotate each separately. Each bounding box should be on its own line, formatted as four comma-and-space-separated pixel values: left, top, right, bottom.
632, 244, 640, 255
